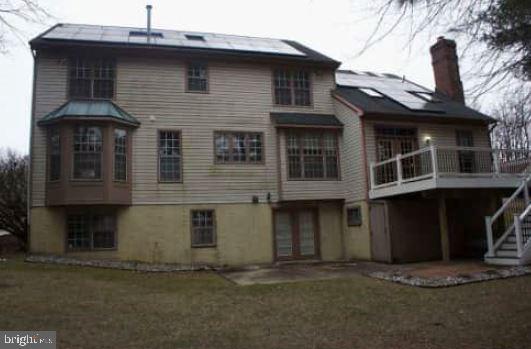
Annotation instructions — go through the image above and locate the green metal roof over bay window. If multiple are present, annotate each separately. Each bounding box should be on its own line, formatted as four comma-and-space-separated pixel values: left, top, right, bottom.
38, 100, 140, 127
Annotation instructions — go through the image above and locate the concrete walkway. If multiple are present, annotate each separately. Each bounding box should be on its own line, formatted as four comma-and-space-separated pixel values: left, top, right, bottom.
220, 260, 531, 287
220, 262, 363, 286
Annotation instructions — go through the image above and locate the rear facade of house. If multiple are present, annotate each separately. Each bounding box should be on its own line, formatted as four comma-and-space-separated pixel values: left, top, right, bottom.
28, 23, 531, 267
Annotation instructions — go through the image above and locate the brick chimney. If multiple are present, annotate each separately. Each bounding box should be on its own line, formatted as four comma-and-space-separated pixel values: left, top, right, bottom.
430, 36, 465, 104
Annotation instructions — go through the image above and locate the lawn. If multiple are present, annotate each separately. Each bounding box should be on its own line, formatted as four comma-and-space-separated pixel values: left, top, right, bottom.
0, 258, 530, 349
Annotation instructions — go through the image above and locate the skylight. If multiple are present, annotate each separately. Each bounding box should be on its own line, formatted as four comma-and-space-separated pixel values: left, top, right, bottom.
410, 91, 442, 103
358, 87, 385, 98
185, 34, 206, 41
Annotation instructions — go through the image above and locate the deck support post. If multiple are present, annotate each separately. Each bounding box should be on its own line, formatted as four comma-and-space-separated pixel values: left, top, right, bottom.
438, 195, 450, 262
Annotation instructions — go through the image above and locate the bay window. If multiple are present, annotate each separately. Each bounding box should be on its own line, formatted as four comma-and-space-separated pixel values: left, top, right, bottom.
73, 126, 103, 180
48, 128, 61, 181
114, 129, 127, 181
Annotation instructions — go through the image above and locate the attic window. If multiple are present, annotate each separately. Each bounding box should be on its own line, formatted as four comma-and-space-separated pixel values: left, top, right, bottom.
410, 91, 442, 103
129, 30, 164, 38
358, 87, 384, 98
185, 34, 205, 41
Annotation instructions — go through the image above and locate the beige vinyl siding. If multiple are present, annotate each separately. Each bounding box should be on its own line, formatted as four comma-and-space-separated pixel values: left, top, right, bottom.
278, 129, 345, 201
31, 53, 68, 207
364, 118, 491, 166
333, 100, 366, 202
31, 51, 337, 206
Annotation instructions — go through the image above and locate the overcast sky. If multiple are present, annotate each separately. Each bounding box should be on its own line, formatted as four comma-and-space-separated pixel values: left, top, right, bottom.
0, 0, 465, 153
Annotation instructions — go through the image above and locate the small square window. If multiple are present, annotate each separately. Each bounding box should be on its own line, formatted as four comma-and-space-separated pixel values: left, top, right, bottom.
347, 207, 362, 226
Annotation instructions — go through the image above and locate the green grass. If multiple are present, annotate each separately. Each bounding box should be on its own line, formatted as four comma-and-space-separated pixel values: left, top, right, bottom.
1, 257, 530, 349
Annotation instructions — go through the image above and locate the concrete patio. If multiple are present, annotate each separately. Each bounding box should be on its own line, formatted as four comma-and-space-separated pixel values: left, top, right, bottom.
220, 260, 531, 287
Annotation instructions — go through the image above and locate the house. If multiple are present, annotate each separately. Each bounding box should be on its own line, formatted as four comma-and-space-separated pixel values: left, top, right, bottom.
28, 16, 531, 266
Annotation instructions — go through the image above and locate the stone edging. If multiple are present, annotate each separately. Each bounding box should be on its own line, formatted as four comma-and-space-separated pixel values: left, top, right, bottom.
366, 266, 531, 288
25, 255, 213, 272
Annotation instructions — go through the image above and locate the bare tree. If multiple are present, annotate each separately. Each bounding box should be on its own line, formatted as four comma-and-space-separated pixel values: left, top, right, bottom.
0, 0, 51, 52
361, 0, 530, 100
0, 149, 28, 248
491, 88, 531, 153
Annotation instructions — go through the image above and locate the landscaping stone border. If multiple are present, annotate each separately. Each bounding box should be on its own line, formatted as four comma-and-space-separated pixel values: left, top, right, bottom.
25, 255, 213, 272
366, 266, 531, 288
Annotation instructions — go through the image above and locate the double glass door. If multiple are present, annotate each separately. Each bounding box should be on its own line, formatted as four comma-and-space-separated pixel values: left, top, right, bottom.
274, 209, 318, 260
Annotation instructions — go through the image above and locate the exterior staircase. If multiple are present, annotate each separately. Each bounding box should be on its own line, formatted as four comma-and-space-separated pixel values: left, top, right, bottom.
485, 176, 531, 266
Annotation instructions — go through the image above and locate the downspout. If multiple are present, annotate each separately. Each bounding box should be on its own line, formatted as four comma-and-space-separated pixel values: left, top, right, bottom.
27, 48, 38, 251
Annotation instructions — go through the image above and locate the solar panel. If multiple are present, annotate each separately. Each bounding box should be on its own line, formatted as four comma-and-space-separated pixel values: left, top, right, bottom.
43, 24, 306, 57
129, 30, 164, 38
336, 71, 444, 112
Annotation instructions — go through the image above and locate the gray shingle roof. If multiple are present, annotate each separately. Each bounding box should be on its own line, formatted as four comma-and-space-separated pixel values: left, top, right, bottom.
30, 23, 340, 67
335, 70, 494, 123
38, 100, 140, 126
271, 113, 343, 127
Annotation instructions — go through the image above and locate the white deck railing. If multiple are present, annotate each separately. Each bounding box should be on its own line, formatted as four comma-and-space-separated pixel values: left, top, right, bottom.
369, 146, 531, 190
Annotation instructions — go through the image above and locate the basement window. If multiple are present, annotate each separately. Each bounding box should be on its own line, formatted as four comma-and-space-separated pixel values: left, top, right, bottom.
191, 210, 216, 247
347, 206, 362, 227
67, 214, 116, 250
358, 87, 384, 98
185, 34, 205, 41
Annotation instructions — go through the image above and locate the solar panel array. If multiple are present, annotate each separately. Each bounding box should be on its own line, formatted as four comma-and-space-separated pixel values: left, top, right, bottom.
42, 24, 306, 57
336, 71, 444, 113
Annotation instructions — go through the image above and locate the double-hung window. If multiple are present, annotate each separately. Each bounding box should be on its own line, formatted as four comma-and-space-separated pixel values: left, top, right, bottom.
67, 214, 116, 250
274, 69, 311, 106
73, 126, 103, 180
187, 62, 208, 92
214, 131, 263, 163
48, 128, 61, 181
158, 131, 182, 182
287, 131, 339, 180
114, 129, 127, 181
69, 58, 115, 99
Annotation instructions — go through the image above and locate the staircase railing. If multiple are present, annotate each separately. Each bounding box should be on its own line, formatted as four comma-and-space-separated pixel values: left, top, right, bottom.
514, 204, 531, 257
485, 174, 531, 257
